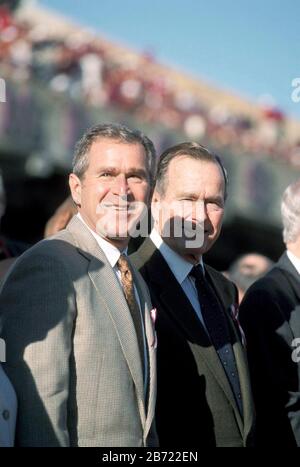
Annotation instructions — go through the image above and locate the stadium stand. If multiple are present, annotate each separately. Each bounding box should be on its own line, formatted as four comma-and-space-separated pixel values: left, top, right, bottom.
1, 1, 300, 267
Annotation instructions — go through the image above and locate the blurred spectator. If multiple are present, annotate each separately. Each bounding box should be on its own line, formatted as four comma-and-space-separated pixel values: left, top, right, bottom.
228, 253, 274, 303
0, 1, 21, 12
44, 196, 77, 238
1, 3, 299, 165
0, 172, 28, 281
79, 49, 105, 105
239, 179, 300, 446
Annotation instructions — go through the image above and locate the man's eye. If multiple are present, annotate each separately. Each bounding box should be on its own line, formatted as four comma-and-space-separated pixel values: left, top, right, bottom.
128, 174, 143, 181
100, 173, 113, 178
207, 202, 223, 210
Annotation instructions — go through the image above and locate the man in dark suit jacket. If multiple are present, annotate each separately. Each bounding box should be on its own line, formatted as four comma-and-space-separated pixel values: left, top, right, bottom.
239, 179, 300, 447
131, 142, 255, 447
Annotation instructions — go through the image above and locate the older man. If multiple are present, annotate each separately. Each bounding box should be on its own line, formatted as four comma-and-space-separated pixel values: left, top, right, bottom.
240, 179, 300, 447
131, 142, 255, 447
0, 123, 158, 447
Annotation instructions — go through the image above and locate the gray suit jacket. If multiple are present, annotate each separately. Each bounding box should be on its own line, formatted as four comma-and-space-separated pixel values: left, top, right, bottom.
0, 216, 158, 447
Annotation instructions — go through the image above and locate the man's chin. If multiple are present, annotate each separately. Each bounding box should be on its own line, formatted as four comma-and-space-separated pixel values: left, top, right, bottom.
178, 235, 212, 256
107, 232, 130, 241
95, 223, 129, 239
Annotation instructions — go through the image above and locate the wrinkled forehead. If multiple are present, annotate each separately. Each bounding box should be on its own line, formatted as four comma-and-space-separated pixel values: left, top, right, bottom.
165, 155, 225, 193
88, 137, 145, 154
87, 138, 147, 167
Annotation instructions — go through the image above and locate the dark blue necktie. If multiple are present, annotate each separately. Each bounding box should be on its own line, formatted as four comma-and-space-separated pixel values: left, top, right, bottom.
190, 264, 243, 416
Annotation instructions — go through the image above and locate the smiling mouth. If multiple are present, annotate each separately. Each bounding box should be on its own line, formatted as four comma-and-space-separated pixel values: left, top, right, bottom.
100, 204, 132, 211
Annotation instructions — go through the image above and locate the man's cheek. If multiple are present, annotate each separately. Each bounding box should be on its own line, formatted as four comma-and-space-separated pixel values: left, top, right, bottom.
95, 183, 110, 197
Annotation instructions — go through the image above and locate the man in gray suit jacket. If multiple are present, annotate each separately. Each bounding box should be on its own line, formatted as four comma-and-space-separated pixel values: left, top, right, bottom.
0, 123, 158, 447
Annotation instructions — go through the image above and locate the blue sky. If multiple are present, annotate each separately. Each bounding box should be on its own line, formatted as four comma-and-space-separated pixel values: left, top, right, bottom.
39, 0, 300, 118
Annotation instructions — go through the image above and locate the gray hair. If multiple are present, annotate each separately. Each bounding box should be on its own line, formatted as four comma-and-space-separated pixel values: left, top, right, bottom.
155, 141, 228, 199
281, 179, 300, 244
72, 123, 157, 184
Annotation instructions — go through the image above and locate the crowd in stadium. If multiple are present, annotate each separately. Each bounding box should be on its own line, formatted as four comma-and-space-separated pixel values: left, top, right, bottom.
1, 4, 300, 166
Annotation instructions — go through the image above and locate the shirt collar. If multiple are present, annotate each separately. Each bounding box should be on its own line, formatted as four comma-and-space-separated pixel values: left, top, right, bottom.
150, 228, 204, 285
287, 250, 300, 275
77, 213, 127, 268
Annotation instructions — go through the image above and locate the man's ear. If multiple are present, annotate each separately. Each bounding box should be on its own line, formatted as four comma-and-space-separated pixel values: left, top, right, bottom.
146, 184, 155, 208
69, 173, 82, 207
151, 189, 162, 225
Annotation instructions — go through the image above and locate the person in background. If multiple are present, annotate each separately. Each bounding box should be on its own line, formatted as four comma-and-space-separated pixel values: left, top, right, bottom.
239, 179, 300, 446
44, 196, 77, 238
0, 172, 28, 282
227, 253, 274, 303
0, 123, 158, 447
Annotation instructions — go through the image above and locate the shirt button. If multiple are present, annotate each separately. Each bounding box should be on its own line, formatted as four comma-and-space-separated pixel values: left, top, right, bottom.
231, 372, 236, 377
2, 410, 10, 421
237, 394, 241, 399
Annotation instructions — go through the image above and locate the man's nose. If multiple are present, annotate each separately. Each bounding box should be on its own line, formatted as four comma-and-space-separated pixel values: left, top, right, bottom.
192, 200, 207, 222
111, 174, 129, 196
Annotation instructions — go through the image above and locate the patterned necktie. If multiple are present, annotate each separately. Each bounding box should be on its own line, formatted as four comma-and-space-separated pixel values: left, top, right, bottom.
117, 254, 145, 379
190, 264, 243, 415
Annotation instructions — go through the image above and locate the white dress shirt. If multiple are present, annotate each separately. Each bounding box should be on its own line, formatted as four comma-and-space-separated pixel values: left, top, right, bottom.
77, 214, 148, 393
287, 250, 300, 275
150, 228, 208, 331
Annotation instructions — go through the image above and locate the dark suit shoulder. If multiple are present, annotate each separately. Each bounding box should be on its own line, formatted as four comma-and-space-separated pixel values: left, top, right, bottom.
130, 238, 156, 270
242, 265, 293, 302
130, 249, 145, 271
239, 265, 296, 331
1, 231, 80, 287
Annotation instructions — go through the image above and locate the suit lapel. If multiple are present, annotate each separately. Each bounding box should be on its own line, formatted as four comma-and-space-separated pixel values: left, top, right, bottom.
129, 259, 157, 441
205, 267, 255, 439
231, 337, 255, 442
205, 268, 252, 431
227, 314, 254, 440
66, 216, 146, 427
